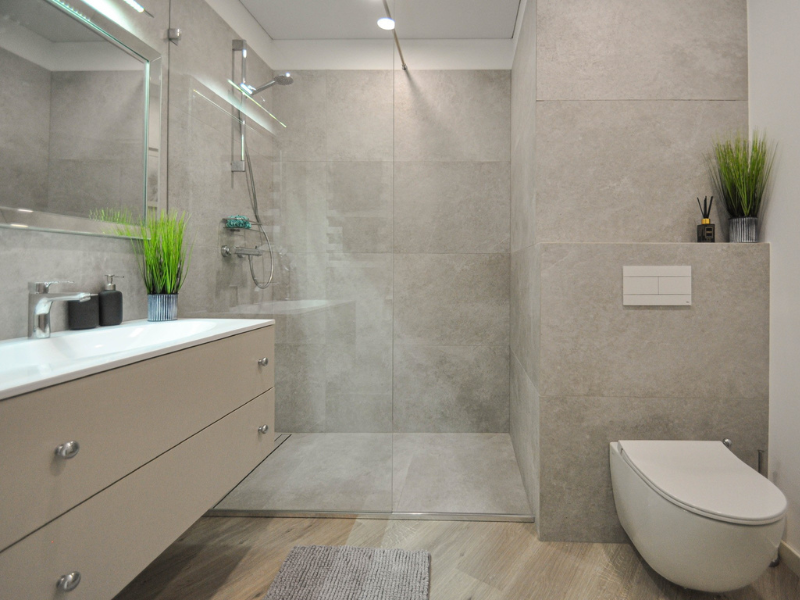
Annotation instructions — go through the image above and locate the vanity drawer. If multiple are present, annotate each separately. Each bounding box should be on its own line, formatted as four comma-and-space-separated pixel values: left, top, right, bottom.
0, 388, 274, 600
0, 324, 274, 552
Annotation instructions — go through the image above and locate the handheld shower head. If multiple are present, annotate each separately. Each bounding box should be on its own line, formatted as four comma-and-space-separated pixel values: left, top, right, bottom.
241, 73, 293, 95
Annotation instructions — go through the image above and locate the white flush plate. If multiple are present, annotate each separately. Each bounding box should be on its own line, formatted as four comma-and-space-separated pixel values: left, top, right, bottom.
623, 266, 691, 306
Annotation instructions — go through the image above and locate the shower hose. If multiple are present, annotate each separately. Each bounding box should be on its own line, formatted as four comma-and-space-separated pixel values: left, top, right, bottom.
243, 141, 274, 289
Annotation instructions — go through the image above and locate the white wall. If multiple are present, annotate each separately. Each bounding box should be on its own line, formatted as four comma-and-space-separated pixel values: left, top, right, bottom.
749, 0, 800, 562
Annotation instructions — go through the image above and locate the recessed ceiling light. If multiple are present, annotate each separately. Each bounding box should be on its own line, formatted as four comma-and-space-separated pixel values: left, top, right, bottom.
120, 0, 154, 17
121, 0, 145, 12
377, 17, 395, 31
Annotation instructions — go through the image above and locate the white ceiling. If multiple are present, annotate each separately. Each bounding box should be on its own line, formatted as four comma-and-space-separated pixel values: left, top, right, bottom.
240, 0, 522, 40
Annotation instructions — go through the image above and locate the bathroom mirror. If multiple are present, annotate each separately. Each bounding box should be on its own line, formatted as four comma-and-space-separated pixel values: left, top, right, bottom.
0, 0, 161, 237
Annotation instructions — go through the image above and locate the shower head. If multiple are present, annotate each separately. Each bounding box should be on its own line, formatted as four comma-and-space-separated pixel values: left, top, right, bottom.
271, 73, 294, 86
241, 73, 293, 96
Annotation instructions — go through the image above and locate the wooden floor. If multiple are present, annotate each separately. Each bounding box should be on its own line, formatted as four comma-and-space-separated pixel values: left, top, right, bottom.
115, 517, 800, 600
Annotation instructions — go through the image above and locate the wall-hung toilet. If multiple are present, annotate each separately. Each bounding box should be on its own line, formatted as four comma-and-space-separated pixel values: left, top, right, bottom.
610, 440, 787, 593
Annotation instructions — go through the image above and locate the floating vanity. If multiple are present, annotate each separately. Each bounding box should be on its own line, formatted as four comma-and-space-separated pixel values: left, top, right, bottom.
0, 318, 275, 598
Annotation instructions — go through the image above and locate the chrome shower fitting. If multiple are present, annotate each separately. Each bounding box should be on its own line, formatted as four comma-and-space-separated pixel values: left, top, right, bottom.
229, 39, 276, 290
221, 245, 264, 258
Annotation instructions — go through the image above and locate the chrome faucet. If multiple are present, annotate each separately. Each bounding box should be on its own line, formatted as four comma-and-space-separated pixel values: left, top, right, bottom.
28, 281, 91, 339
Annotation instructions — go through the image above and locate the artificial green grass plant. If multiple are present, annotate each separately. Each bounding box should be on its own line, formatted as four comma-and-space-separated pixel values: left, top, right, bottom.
709, 131, 775, 218
123, 211, 193, 295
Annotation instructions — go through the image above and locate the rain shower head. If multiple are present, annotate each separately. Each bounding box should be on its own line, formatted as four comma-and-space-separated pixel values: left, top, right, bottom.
241, 73, 293, 95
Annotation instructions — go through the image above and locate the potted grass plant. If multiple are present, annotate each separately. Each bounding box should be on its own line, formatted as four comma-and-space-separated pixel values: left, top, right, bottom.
122, 211, 193, 321
709, 131, 775, 242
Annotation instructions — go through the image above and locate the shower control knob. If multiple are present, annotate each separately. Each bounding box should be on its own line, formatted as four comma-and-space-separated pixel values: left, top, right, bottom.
56, 572, 81, 591
258, 424, 269, 434
55, 441, 80, 459
258, 357, 269, 367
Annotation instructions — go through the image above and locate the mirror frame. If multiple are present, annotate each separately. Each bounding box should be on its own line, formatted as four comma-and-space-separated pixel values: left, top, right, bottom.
0, 0, 162, 238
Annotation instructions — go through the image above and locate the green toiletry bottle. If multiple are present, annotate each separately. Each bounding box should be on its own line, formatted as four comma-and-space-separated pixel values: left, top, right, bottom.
99, 274, 124, 326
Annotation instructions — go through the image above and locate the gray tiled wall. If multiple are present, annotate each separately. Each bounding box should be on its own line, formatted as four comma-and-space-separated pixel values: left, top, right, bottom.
259, 67, 512, 434
536, 243, 769, 541
393, 70, 511, 434
509, 0, 540, 516
0, 47, 50, 213
48, 70, 145, 218
167, 0, 277, 319
535, 0, 748, 244
510, 0, 764, 542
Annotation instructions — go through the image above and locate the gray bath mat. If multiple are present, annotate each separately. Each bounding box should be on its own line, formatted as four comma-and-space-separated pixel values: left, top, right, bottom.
265, 545, 430, 600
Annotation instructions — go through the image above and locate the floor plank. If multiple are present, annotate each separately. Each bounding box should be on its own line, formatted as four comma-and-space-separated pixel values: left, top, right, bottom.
115, 517, 800, 600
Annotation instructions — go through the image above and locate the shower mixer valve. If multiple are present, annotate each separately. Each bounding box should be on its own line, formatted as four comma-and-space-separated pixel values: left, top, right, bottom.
221, 245, 264, 258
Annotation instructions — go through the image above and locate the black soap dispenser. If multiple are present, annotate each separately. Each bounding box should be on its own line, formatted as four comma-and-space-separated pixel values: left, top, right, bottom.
99, 274, 124, 326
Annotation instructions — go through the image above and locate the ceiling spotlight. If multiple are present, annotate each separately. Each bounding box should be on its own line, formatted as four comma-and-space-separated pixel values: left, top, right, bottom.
121, 0, 154, 17
377, 17, 395, 30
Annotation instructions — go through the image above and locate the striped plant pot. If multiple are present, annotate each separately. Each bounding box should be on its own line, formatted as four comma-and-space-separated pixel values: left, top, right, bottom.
147, 294, 178, 321
728, 217, 758, 243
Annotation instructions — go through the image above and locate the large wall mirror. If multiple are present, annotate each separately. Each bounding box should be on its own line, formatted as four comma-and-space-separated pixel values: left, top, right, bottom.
0, 0, 161, 236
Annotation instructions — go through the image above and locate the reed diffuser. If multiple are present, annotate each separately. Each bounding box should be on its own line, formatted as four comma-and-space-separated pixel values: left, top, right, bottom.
696, 196, 715, 243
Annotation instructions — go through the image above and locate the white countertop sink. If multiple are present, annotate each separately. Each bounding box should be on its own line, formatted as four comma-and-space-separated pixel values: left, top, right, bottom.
0, 318, 274, 401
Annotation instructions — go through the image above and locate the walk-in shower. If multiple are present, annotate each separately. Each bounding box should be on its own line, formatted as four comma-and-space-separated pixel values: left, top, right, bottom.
208, 27, 530, 523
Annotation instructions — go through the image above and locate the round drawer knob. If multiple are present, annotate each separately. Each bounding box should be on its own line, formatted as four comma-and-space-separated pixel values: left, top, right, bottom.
258, 357, 269, 367
258, 424, 269, 434
55, 441, 80, 459
57, 571, 81, 591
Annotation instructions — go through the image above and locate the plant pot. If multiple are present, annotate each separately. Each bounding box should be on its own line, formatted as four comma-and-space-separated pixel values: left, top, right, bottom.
147, 294, 178, 321
728, 217, 759, 243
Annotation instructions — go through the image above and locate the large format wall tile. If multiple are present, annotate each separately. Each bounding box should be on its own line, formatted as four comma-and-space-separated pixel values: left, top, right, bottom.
394, 162, 510, 254
510, 352, 539, 516
170, 0, 238, 95
0, 48, 50, 213
272, 70, 327, 162
325, 391, 392, 433
535, 100, 747, 243
326, 253, 393, 343
394, 253, 509, 346
326, 161, 393, 253
393, 344, 510, 433
510, 246, 538, 387
510, 0, 537, 255
326, 70, 393, 162
275, 343, 327, 433
511, 0, 536, 152
273, 161, 327, 253
394, 70, 511, 162
325, 340, 393, 432
537, 394, 769, 542
510, 113, 536, 253
537, 0, 748, 101
538, 243, 769, 400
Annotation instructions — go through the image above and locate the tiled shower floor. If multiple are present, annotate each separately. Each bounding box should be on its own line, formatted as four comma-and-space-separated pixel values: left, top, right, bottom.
214, 433, 531, 516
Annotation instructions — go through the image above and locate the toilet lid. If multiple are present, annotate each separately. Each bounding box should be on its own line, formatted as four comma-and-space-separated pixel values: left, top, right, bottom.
618, 440, 787, 525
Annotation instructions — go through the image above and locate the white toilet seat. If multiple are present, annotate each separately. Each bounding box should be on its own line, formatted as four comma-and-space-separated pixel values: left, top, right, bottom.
610, 440, 788, 592
618, 440, 787, 525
